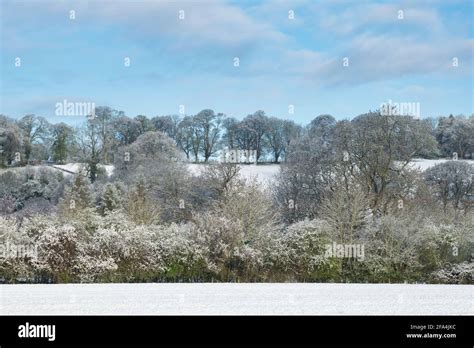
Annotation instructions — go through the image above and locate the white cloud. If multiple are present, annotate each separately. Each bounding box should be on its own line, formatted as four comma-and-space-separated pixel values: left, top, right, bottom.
81, 0, 287, 49
276, 33, 473, 86
1, 0, 287, 52
2, 0, 472, 88
311, 2, 442, 35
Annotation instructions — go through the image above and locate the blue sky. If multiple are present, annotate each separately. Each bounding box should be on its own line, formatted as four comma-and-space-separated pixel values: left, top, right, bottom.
1, 0, 473, 125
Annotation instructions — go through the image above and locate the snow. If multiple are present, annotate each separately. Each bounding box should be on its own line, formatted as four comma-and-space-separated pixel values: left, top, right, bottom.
51, 163, 83, 174
407, 159, 474, 172
49, 162, 279, 183
187, 160, 474, 185
4, 159, 471, 183
0, 283, 472, 315
52, 163, 114, 176
187, 163, 280, 185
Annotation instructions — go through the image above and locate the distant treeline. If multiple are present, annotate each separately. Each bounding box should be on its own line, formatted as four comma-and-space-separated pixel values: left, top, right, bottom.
1, 109, 473, 171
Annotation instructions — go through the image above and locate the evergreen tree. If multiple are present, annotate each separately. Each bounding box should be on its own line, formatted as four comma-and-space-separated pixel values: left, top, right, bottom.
59, 175, 93, 218
100, 183, 122, 215
126, 178, 159, 225
52, 123, 70, 164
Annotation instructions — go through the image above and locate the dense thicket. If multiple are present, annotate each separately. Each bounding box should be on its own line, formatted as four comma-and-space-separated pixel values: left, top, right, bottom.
0, 109, 473, 284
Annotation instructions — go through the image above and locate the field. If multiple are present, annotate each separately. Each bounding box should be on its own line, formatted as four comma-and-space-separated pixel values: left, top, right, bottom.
1, 283, 471, 315
16, 158, 474, 186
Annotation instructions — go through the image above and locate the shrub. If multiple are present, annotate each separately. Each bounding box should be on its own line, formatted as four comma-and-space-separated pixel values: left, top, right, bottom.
0, 167, 65, 215
360, 216, 421, 282
276, 219, 340, 282
35, 224, 81, 283
430, 262, 473, 284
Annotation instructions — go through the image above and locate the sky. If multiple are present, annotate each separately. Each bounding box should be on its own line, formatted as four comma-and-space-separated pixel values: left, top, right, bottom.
1, 0, 473, 126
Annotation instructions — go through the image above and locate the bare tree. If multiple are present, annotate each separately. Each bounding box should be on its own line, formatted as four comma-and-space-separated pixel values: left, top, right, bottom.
194, 109, 223, 162
265, 117, 285, 163
350, 111, 438, 211
222, 117, 239, 150
176, 116, 194, 161
17, 115, 50, 162
281, 120, 302, 159
152, 115, 181, 141
424, 161, 474, 212
77, 119, 102, 182
113, 115, 142, 146
0, 115, 21, 166
235, 111, 269, 162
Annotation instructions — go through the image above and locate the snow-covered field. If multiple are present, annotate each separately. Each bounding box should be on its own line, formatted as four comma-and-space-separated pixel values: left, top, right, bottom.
0, 283, 472, 315
4, 159, 468, 185
49, 163, 279, 185
52, 163, 114, 176
49, 159, 472, 185
187, 163, 280, 185
188, 159, 473, 185
407, 158, 473, 172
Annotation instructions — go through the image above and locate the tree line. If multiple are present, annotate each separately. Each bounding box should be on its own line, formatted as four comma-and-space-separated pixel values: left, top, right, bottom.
2, 108, 471, 172
1, 108, 301, 169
